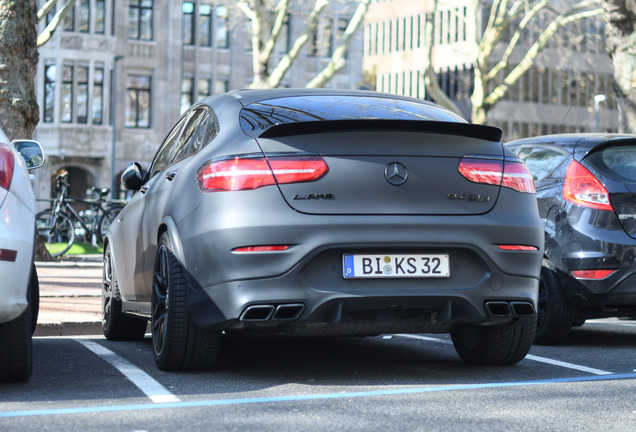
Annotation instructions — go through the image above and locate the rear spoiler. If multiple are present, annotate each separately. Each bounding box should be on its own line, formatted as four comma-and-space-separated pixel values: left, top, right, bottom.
258, 119, 503, 142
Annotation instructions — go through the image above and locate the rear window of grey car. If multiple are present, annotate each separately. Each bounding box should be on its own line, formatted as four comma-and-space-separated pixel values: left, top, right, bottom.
585, 144, 636, 183
239, 95, 466, 133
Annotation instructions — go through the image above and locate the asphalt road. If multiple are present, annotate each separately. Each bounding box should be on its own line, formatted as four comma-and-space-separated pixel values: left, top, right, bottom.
1, 319, 635, 431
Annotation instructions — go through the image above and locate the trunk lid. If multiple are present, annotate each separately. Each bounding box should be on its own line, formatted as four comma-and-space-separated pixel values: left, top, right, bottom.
256, 121, 504, 215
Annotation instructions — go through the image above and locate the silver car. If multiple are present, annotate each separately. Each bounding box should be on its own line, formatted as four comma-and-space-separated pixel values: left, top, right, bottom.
0, 130, 44, 382
103, 89, 543, 371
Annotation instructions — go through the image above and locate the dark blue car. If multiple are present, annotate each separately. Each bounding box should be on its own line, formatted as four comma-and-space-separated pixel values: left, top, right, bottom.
506, 134, 636, 344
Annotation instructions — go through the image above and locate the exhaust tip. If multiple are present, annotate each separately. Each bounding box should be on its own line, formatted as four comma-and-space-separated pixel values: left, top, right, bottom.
511, 301, 535, 316
273, 304, 305, 321
484, 301, 512, 317
240, 305, 275, 321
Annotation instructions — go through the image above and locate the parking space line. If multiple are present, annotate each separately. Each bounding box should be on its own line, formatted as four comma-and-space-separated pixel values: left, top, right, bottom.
392, 334, 614, 375
524, 354, 613, 375
77, 340, 180, 403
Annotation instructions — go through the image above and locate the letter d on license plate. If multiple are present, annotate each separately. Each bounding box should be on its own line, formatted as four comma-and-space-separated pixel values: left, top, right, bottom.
343, 254, 450, 279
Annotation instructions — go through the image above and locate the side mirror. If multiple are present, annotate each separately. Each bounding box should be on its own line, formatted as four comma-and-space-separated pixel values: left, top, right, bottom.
13, 140, 45, 169
121, 162, 146, 191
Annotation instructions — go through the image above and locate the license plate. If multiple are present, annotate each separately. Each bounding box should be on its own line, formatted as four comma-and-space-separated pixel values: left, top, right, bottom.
343, 254, 450, 279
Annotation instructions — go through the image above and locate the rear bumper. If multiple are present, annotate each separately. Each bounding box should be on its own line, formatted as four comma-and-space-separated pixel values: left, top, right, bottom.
548, 222, 636, 310
187, 252, 540, 335
176, 187, 543, 335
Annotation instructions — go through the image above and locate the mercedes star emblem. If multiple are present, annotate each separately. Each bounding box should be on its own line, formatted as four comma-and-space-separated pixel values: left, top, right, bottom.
384, 162, 408, 186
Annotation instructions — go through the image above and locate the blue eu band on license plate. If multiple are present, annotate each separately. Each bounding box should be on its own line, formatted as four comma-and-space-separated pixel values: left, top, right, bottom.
343, 254, 450, 279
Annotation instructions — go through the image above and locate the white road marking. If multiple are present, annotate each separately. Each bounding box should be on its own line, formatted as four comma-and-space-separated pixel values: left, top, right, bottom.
524, 354, 613, 375
77, 340, 180, 403
393, 334, 614, 375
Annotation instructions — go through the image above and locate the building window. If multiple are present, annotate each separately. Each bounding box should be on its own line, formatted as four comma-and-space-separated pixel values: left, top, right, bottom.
276, 15, 290, 53
181, 77, 193, 115
64, 6, 75, 31
77, 66, 89, 123
129, 0, 153, 41
311, 17, 332, 57
46, 4, 56, 26
215, 5, 229, 48
214, 79, 228, 94
92, 67, 104, 125
44, 64, 56, 123
79, 0, 90, 33
95, 0, 105, 34
61, 65, 73, 123
126, 75, 151, 128
183, 2, 194, 45
198, 78, 211, 100
199, 4, 212, 46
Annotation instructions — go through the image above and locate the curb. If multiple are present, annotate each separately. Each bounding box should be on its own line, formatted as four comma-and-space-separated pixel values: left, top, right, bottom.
35, 256, 103, 269
34, 321, 103, 337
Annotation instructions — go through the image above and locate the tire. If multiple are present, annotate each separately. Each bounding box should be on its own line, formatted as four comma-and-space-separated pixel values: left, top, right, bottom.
0, 282, 33, 382
534, 259, 574, 345
35, 209, 75, 257
151, 232, 221, 371
451, 315, 537, 365
30, 264, 39, 335
102, 244, 147, 341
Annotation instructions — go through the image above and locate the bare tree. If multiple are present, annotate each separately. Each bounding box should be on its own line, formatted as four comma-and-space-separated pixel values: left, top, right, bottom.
469, 0, 603, 124
238, 0, 371, 88
604, 0, 636, 132
0, 0, 40, 140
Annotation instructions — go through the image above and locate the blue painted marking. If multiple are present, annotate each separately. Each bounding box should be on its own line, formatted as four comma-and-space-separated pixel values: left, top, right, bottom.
1, 373, 635, 418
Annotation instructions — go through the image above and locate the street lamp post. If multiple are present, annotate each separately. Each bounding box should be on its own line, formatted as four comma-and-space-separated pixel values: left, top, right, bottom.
594, 94, 606, 133
111, 55, 124, 197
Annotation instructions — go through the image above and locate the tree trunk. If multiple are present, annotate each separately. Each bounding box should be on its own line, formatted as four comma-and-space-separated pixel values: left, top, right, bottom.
604, 0, 636, 133
0, 0, 39, 140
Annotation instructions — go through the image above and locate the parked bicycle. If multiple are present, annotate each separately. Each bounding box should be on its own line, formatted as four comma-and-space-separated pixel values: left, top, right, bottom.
36, 171, 126, 257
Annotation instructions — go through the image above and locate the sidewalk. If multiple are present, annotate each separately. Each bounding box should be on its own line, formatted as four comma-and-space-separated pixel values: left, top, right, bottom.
35, 254, 104, 337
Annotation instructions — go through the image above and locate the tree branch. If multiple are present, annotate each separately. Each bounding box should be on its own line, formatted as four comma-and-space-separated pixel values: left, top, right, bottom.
306, 0, 371, 88
37, 0, 77, 47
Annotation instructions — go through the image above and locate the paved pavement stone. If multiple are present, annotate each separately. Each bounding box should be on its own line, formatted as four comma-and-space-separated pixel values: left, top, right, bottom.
35, 255, 104, 337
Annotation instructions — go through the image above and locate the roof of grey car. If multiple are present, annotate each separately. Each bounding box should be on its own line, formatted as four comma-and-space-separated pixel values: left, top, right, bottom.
227, 87, 442, 107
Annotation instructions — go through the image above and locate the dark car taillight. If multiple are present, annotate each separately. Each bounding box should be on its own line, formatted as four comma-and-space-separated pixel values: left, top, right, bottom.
459, 157, 535, 193
0, 142, 15, 191
562, 160, 613, 212
197, 155, 329, 192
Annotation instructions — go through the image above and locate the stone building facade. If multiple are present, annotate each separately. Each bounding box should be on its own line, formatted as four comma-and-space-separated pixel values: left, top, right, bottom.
362, 0, 619, 139
34, 0, 364, 205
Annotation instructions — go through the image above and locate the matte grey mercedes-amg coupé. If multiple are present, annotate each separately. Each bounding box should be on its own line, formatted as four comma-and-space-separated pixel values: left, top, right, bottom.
102, 89, 543, 371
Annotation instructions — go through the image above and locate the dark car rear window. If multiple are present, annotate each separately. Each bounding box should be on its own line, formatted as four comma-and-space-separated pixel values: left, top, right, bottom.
239, 95, 466, 133
585, 145, 636, 183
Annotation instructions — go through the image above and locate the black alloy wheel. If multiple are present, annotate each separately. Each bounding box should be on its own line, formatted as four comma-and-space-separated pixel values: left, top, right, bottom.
102, 244, 147, 341
151, 232, 220, 371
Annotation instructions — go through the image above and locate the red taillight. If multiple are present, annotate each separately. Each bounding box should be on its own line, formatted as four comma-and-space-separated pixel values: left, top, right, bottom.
197, 156, 328, 192
458, 157, 535, 193
563, 160, 612, 211
233, 245, 290, 252
571, 269, 616, 280
498, 245, 539, 251
502, 161, 536, 193
0, 142, 15, 191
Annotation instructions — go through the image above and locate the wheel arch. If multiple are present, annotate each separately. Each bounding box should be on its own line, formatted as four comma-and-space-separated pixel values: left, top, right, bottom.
157, 216, 187, 269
